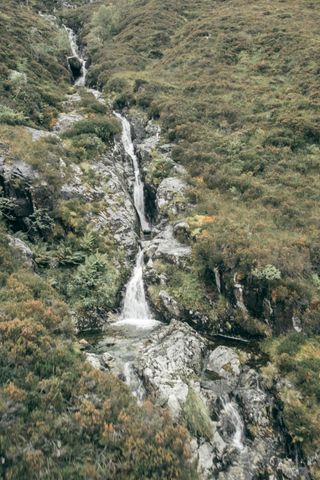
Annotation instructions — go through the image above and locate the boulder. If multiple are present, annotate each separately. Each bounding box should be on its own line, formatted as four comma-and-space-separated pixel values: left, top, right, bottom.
137, 320, 207, 419
68, 55, 82, 78
157, 176, 188, 217
8, 236, 35, 269
0, 157, 35, 226
144, 225, 191, 267
53, 111, 83, 133
86, 353, 104, 370
206, 346, 241, 382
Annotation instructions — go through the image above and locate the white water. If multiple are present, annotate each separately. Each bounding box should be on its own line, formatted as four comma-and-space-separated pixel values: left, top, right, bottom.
221, 397, 245, 451
116, 250, 159, 329
64, 26, 87, 87
114, 112, 151, 233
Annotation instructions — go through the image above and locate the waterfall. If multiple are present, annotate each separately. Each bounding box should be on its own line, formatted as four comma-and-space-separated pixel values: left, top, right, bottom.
220, 396, 245, 451
64, 26, 87, 87
114, 112, 151, 233
116, 250, 158, 329
63, 24, 155, 331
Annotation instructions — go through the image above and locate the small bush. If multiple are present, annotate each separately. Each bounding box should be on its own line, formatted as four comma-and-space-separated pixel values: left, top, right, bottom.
63, 117, 120, 143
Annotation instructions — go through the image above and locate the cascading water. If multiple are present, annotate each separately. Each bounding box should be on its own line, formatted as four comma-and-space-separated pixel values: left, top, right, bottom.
62, 23, 158, 396
114, 112, 151, 234
116, 249, 159, 329
220, 396, 245, 451
64, 26, 87, 87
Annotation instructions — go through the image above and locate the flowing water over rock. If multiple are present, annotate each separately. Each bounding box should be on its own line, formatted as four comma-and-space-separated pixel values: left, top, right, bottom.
64, 26, 87, 86
116, 249, 159, 329
220, 396, 244, 451
62, 22, 160, 398
114, 112, 151, 233
63, 23, 306, 480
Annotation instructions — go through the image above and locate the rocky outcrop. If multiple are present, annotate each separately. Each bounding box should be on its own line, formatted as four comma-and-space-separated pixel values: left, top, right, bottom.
8, 235, 35, 269
0, 157, 35, 230
137, 320, 207, 418
122, 319, 303, 480
144, 224, 191, 267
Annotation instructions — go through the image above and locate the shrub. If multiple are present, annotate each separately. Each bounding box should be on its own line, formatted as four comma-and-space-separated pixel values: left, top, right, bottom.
67, 253, 122, 314
63, 117, 120, 143
252, 265, 282, 282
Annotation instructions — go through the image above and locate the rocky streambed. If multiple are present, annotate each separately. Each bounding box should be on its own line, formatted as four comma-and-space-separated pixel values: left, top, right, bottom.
78, 112, 305, 479
1, 16, 310, 479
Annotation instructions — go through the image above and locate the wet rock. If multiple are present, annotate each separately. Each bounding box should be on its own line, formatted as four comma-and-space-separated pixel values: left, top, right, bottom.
236, 368, 272, 432
129, 116, 146, 143
68, 55, 82, 78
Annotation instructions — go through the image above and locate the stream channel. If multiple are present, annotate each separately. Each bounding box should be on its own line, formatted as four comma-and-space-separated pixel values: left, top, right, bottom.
50, 20, 306, 479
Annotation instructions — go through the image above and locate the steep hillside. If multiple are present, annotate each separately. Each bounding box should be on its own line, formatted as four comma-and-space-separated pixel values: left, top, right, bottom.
0, 0, 319, 478
81, 0, 320, 475
0, 2, 196, 479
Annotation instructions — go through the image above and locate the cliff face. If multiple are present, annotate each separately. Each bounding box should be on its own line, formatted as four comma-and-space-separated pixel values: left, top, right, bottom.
0, 1, 319, 479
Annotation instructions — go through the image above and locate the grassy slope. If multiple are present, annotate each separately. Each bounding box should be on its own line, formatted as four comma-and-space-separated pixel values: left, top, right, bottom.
83, 0, 320, 473
0, 2, 196, 478
0, 2, 72, 128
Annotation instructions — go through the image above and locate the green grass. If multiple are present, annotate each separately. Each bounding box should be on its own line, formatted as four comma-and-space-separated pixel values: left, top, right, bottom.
0, 224, 196, 479
80, 0, 320, 470
0, 2, 73, 128
1, 0, 319, 475
83, 0, 320, 334
182, 388, 213, 441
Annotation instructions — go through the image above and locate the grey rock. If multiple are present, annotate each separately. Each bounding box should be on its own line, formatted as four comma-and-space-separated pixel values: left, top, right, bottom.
197, 442, 216, 479
68, 55, 82, 74
158, 290, 182, 319
206, 346, 241, 383
53, 111, 83, 133
157, 176, 187, 217
101, 352, 115, 368
137, 320, 207, 419
0, 158, 35, 220
144, 225, 191, 267
276, 458, 301, 479
25, 127, 57, 142
86, 353, 104, 370
8, 236, 35, 269
236, 369, 271, 431
79, 339, 90, 350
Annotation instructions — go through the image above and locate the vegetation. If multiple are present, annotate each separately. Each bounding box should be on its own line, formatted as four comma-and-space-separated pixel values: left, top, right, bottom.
80, 0, 320, 470
0, 224, 196, 479
0, 2, 72, 128
262, 334, 320, 478
0, 0, 319, 477
182, 388, 213, 441
82, 0, 320, 333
